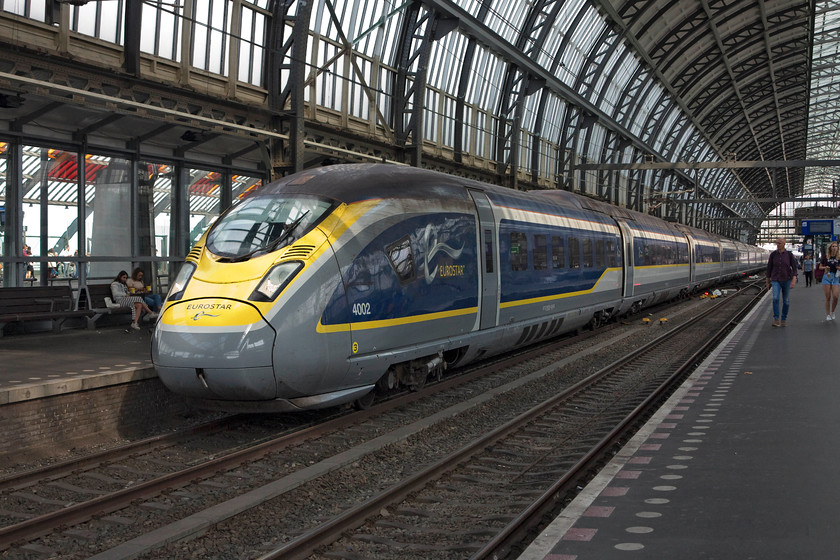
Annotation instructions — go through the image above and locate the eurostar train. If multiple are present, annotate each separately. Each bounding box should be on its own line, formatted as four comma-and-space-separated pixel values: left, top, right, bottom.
152, 164, 766, 412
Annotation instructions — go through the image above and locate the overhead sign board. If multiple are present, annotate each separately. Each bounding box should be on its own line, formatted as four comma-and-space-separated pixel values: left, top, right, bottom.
801, 219, 839, 236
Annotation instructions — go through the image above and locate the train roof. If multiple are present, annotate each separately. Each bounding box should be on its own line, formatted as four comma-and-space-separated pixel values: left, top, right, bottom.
259, 163, 473, 203
257, 164, 758, 248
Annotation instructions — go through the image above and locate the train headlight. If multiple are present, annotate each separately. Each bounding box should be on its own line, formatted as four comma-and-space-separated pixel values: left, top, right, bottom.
250, 261, 303, 302
166, 262, 196, 302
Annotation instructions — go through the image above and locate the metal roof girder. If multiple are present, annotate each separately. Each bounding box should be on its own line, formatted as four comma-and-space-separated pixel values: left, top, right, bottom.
420, 0, 663, 160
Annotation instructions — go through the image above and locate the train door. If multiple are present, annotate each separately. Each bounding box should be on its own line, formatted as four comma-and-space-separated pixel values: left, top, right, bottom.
469, 189, 498, 330
617, 221, 635, 298
685, 233, 697, 287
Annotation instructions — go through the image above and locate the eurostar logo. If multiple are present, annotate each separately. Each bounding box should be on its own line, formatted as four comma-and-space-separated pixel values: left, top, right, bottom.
191, 311, 221, 321
422, 223, 464, 284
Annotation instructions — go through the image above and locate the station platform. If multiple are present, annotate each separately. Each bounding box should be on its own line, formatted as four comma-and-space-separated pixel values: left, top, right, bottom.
0, 325, 155, 406
518, 281, 840, 559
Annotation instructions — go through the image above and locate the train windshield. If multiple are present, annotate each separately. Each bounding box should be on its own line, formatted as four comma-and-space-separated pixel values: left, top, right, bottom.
207, 195, 335, 261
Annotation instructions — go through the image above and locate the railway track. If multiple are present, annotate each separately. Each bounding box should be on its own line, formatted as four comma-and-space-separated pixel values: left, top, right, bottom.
263, 283, 763, 560
0, 282, 762, 559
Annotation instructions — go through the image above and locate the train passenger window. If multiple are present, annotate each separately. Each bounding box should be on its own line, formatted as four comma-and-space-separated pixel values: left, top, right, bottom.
606, 240, 618, 267
484, 229, 494, 273
595, 239, 605, 268
635, 240, 645, 266
582, 238, 593, 268
510, 231, 529, 271
551, 237, 565, 269
569, 237, 580, 269
533, 234, 548, 270
678, 243, 688, 264
386, 236, 415, 284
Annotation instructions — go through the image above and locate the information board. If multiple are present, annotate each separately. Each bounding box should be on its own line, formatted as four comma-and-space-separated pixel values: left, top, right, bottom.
801, 219, 838, 236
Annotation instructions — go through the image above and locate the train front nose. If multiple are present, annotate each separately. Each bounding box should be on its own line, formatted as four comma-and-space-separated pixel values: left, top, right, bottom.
152, 298, 278, 400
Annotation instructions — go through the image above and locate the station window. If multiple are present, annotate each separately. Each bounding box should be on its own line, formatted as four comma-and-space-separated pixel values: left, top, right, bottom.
188, 168, 223, 249
533, 234, 548, 270
510, 231, 528, 271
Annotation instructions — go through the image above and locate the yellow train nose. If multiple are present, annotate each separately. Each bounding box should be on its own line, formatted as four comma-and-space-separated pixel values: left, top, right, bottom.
161, 298, 265, 327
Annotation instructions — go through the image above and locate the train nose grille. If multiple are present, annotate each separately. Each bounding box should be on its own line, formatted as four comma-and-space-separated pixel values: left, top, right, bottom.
282, 244, 316, 259
187, 244, 204, 262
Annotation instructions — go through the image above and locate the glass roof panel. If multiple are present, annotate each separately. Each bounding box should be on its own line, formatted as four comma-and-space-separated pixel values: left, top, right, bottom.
805, 0, 840, 196
761, 1, 839, 244
483, 0, 531, 44
464, 48, 506, 109
536, 0, 587, 83
428, 32, 468, 94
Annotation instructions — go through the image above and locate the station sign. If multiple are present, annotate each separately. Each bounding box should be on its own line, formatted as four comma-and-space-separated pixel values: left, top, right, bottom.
801, 219, 840, 236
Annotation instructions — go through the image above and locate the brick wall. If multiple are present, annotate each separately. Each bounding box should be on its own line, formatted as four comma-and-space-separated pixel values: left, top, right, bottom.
0, 378, 191, 468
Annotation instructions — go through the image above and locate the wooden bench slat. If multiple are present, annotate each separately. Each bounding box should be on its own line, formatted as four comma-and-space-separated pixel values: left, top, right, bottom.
0, 285, 95, 335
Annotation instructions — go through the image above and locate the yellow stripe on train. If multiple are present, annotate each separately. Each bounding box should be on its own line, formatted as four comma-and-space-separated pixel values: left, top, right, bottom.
316, 306, 478, 333
500, 268, 622, 309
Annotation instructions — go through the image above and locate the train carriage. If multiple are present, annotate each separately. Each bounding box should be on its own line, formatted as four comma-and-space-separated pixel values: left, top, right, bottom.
152, 164, 766, 412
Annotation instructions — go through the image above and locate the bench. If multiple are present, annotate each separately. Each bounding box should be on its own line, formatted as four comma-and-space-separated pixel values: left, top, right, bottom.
0, 286, 94, 336
79, 284, 133, 328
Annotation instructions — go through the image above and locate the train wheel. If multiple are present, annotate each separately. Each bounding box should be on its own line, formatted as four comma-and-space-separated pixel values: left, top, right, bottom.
353, 390, 376, 410
377, 368, 398, 392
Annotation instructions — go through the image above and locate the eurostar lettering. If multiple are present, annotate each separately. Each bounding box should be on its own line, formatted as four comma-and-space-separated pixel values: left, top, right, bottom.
186, 303, 232, 310
438, 264, 465, 277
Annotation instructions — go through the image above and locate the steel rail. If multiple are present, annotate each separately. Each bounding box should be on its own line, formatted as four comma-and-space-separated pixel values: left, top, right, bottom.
471, 284, 765, 559
257, 281, 763, 560
0, 315, 602, 550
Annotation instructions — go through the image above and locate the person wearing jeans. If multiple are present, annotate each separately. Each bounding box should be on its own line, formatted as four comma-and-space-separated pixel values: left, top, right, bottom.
765, 237, 797, 327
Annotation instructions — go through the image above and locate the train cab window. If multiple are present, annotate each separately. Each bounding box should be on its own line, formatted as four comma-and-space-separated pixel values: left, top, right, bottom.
386, 236, 415, 284
551, 237, 565, 269
569, 237, 580, 269
207, 194, 335, 260
510, 231, 529, 271
533, 234, 548, 270
484, 229, 494, 273
595, 239, 605, 268
582, 238, 593, 268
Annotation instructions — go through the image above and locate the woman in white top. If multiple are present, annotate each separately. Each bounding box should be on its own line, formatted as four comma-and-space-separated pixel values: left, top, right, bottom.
110, 270, 158, 330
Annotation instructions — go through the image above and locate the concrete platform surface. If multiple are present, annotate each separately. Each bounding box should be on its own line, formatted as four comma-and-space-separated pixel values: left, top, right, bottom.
0, 326, 154, 405
518, 282, 840, 559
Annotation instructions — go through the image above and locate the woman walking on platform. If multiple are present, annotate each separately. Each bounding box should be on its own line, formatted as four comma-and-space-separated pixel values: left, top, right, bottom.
820, 243, 840, 321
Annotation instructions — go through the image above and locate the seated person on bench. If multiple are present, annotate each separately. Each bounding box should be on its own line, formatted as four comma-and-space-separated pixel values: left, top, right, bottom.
126, 267, 163, 312
110, 270, 158, 330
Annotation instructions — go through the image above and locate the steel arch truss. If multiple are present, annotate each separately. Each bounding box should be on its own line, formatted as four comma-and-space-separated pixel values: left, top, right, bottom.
604, 0, 811, 240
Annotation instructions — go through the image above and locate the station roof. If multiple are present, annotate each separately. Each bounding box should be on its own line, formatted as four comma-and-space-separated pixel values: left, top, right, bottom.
603, 0, 811, 209
0, 0, 837, 243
